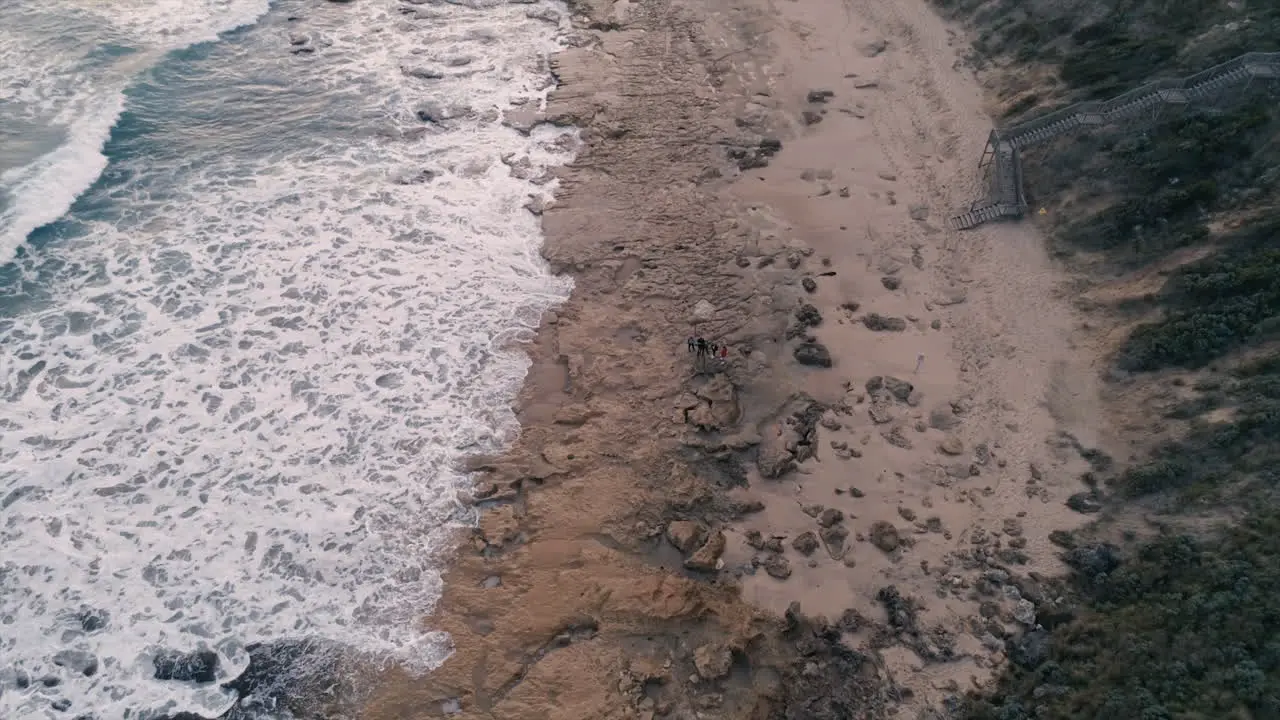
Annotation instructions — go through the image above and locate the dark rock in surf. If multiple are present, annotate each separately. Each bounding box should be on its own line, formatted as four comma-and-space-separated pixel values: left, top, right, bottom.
76, 607, 109, 633
52, 650, 98, 677
220, 639, 331, 717
153, 649, 219, 684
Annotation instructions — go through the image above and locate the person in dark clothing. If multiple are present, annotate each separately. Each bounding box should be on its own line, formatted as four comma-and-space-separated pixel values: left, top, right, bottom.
695, 337, 708, 357
688, 336, 696, 353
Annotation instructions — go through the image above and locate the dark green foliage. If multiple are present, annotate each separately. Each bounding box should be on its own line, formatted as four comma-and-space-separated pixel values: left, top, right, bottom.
1118, 221, 1280, 370
928, 2, 1280, 720
1110, 351, 1280, 500
964, 514, 1280, 720
1059, 25, 1180, 98
1051, 100, 1277, 263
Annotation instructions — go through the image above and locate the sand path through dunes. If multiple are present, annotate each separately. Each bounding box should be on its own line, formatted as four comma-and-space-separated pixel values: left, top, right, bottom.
356, 0, 1117, 716
719, 0, 1115, 707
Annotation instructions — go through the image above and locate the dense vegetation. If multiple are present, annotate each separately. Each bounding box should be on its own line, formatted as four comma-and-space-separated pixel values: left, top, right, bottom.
924, 0, 1280, 718
965, 514, 1280, 720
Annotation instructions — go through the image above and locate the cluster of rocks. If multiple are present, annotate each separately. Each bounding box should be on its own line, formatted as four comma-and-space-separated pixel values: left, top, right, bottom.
742, 501, 852, 581
725, 136, 783, 171
801, 88, 833, 125
755, 399, 831, 479
862, 374, 919, 428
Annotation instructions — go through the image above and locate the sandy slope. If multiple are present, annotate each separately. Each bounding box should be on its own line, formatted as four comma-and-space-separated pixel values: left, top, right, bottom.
359, 0, 1118, 716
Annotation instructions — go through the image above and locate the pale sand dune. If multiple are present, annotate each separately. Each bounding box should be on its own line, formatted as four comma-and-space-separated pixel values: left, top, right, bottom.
359, 0, 1118, 716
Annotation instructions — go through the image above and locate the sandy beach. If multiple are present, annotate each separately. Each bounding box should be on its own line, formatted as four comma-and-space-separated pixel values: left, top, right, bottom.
360, 0, 1119, 715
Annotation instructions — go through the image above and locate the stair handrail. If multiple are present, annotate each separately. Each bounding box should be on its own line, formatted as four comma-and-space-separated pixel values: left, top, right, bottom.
954, 51, 1280, 231
998, 53, 1280, 150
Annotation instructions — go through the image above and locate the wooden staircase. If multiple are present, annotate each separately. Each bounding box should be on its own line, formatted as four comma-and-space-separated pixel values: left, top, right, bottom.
950, 52, 1280, 231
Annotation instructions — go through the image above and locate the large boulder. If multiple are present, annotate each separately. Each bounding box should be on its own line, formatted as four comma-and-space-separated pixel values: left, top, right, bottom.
684, 530, 726, 572
757, 425, 798, 479
793, 340, 832, 367
153, 649, 219, 684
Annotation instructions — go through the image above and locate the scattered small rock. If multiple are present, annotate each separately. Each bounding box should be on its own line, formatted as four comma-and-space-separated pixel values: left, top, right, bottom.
869, 521, 900, 552
868, 404, 894, 424
849, 487, 865, 498
908, 204, 929, 221
802, 504, 825, 518
938, 436, 964, 456
1066, 492, 1102, 514
863, 313, 907, 332
801, 110, 823, 125
817, 508, 844, 527
897, 506, 916, 522
882, 425, 913, 449
764, 553, 792, 579
1048, 530, 1075, 549
801, 277, 818, 293
883, 376, 913, 401
795, 303, 823, 327
880, 276, 901, 291
792, 531, 820, 556
860, 38, 888, 57
806, 89, 835, 103
1012, 599, 1037, 626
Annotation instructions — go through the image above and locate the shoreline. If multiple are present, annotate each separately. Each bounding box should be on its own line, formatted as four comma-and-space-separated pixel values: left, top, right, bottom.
361, 0, 1118, 715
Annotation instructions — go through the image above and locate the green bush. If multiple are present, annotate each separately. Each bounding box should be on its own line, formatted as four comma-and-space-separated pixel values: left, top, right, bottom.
964, 513, 1280, 720
1118, 232, 1280, 371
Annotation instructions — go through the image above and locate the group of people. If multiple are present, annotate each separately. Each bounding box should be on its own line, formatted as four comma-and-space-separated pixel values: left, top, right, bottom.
688, 336, 729, 362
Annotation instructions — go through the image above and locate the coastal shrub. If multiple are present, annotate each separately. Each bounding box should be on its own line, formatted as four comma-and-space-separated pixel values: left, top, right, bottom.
1048, 99, 1277, 263
930, 1, 1280, 718
963, 511, 1280, 720
1118, 224, 1280, 371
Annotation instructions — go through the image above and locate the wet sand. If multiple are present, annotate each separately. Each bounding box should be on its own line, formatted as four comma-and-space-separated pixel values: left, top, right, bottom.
360, 0, 1118, 716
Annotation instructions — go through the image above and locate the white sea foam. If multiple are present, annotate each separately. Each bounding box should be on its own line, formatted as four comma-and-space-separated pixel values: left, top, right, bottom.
0, 0, 575, 717
0, 0, 271, 260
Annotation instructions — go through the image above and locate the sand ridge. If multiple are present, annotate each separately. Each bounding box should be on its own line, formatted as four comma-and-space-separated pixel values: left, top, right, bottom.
358, 0, 1116, 716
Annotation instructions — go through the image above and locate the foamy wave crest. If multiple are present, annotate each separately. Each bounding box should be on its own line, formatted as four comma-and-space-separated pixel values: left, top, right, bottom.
0, 0, 271, 262
0, 0, 576, 716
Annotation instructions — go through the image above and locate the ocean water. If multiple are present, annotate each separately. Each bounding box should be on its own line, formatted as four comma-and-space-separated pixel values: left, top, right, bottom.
0, 0, 574, 717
